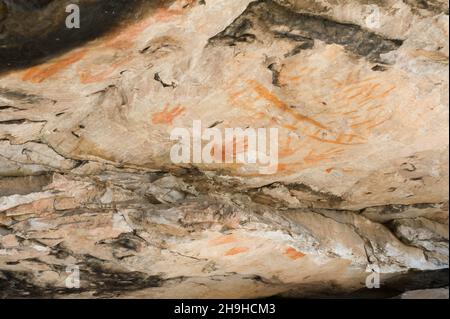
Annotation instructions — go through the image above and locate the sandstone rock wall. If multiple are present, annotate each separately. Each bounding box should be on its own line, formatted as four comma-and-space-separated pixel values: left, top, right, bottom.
0, 0, 448, 298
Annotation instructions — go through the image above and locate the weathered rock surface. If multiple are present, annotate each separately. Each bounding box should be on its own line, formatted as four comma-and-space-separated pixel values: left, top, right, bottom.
0, 0, 448, 298
397, 287, 449, 299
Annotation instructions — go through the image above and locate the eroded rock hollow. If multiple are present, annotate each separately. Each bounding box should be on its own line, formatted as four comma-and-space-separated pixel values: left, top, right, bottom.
0, 0, 448, 298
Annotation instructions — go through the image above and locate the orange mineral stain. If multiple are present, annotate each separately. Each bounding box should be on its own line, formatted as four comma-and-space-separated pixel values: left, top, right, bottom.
284, 247, 305, 260
79, 59, 128, 84
248, 80, 327, 130
100, 3, 188, 51
22, 50, 87, 83
22, 3, 188, 84
210, 235, 237, 246
213, 136, 249, 162
225, 247, 249, 256
279, 136, 297, 157
151, 105, 185, 125
307, 133, 366, 145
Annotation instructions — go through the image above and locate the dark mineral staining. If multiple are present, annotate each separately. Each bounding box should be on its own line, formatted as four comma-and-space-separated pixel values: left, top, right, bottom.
268, 63, 282, 86
2, 0, 54, 11
0, 0, 174, 72
209, 0, 403, 61
0, 174, 53, 197
99, 232, 146, 253
0, 87, 46, 103
80, 255, 163, 295
372, 64, 388, 71
0, 2, 7, 22
0, 254, 163, 298
403, 0, 449, 14
343, 269, 450, 299
0, 270, 44, 298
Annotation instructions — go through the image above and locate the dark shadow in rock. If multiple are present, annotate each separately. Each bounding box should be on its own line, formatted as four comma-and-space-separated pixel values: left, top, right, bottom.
209, 0, 403, 62
0, 254, 164, 298
270, 269, 448, 299
343, 269, 449, 299
0, 174, 53, 196
0, 0, 174, 73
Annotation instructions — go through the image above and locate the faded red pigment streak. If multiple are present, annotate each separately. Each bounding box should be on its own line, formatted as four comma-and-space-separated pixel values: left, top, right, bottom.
19, 4, 186, 84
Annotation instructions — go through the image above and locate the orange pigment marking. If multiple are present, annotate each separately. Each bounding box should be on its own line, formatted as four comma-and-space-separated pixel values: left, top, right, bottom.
21, 5, 187, 84
351, 118, 376, 129
287, 75, 302, 82
279, 136, 297, 157
255, 112, 267, 119
307, 134, 366, 145
105, 22, 149, 50
210, 235, 237, 246
248, 80, 327, 130
79, 59, 128, 84
151, 105, 185, 125
284, 247, 305, 260
80, 7, 185, 81
99, 4, 187, 51
356, 94, 376, 106
304, 148, 344, 164
152, 6, 184, 22
225, 247, 249, 256
343, 82, 381, 95
22, 50, 87, 83
212, 136, 249, 162
367, 104, 383, 111
378, 86, 397, 98
366, 115, 392, 129
282, 124, 298, 131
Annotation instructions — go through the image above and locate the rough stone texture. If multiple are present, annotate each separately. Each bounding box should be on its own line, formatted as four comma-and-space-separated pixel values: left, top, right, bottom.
0, 0, 448, 298
397, 287, 449, 299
